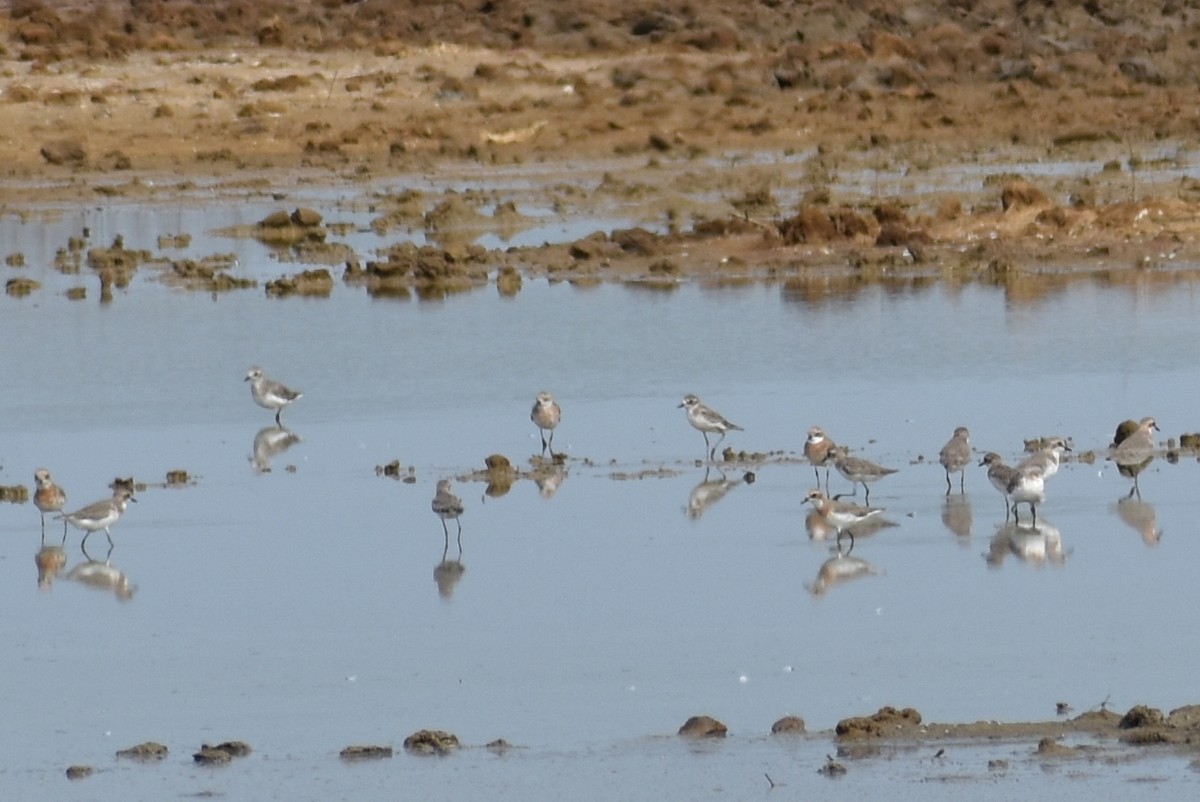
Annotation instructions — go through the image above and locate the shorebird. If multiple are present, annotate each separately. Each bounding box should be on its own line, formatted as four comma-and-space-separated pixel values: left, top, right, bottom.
57, 486, 136, 549
938, 426, 972, 494
679, 394, 743, 459
1007, 439, 1070, 525
33, 468, 67, 541
1109, 417, 1158, 499
431, 479, 465, 549
830, 446, 897, 503
979, 452, 1017, 519
803, 488, 884, 551
1016, 437, 1071, 480
245, 366, 302, 425
804, 426, 837, 491
530, 391, 562, 456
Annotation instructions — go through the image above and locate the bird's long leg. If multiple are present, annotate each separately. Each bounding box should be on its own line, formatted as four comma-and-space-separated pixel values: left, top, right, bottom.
456, 520, 463, 555
40, 513, 46, 538
1030, 503, 1038, 527
275, 409, 283, 425
863, 483, 871, 504
701, 431, 711, 458
958, 471, 966, 494
105, 528, 115, 549
440, 519, 450, 539
944, 471, 952, 495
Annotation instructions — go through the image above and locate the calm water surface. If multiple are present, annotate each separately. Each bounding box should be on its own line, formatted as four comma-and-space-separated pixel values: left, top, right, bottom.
2, 201, 1200, 799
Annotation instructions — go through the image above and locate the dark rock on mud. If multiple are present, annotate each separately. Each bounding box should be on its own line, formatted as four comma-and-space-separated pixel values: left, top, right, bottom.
41, 139, 87, 166
65, 765, 93, 780
339, 744, 393, 760
193, 748, 232, 764
485, 738, 514, 753
771, 715, 806, 735
403, 729, 460, 755
836, 706, 923, 740
678, 715, 727, 738
166, 258, 255, 292
116, 741, 168, 760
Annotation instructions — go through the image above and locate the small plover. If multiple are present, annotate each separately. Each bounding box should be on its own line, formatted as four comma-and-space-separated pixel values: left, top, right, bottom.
530, 391, 562, 456
245, 366, 302, 425
830, 446, 897, 504
432, 479, 465, 547
803, 488, 884, 551
57, 486, 137, 549
804, 426, 837, 490
938, 426, 972, 495
679, 394, 743, 459
33, 468, 67, 541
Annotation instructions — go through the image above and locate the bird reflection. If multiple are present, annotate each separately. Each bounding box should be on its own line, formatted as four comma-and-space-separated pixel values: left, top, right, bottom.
535, 465, 568, 500
985, 520, 1066, 568
434, 537, 466, 600
35, 542, 68, 590
685, 467, 739, 520
803, 507, 896, 542
806, 542, 882, 597
940, 493, 973, 540
250, 425, 302, 473
1113, 496, 1161, 546
66, 542, 136, 600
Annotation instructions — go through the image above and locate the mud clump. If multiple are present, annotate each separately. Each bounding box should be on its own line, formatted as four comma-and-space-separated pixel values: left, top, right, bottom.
678, 715, 727, 738
5, 277, 40, 297
116, 741, 168, 760
40, 140, 87, 166
403, 729, 460, 755
194, 740, 251, 764
339, 744, 393, 760
483, 454, 516, 497
771, 715, 806, 735
167, 259, 255, 292
265, 268, 334, 298
65, 765, 93, 780
835, 706, 923, 740
254, 209, 328, 247
165, 469, 190, 486
0, 484, 30, 503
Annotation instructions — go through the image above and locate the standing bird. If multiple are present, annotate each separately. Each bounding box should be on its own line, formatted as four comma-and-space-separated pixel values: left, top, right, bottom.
431, 479, 465, 550
57, 486, 137, 549
804, 426, 837, 491
830, 446, 897, 503
245, 366, 302, 425
1008, 439, 1071, 525
33, 468, 68, 541
979, 452, 1017, 519
938, 426, 972, 494
1109, 416, 1158, 499
679, 394, 743, 459
530, 391, 562, 457
803, 488, 884, 552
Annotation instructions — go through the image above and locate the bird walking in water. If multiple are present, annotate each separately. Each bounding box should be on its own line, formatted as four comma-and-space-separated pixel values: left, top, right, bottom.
530, 391, 562, 457
431, 479, 465, 551
245, 366, 302, 425
830, 446, 897, 504
803, 488, 884, 552
804, 426, 837, 491
33, 468, 68, 542
679, 394, 743, 460
938, 426, 972, 495
57, 486, 137, 549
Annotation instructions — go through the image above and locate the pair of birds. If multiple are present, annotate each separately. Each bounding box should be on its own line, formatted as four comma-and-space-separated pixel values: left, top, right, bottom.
804, 425, 898, 503
428, 391, 563, 545
248, 366, 564, 458
33, 469, 137, 548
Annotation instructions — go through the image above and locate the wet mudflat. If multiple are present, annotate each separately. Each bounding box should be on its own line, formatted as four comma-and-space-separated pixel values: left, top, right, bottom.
3, 245, 1200, 797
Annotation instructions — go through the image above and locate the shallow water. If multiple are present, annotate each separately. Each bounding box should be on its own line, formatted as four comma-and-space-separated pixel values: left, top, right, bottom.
3, 201, 1200, 798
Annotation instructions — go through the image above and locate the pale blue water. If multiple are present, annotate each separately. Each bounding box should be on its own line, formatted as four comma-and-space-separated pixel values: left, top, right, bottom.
1, 198, 1199, 799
